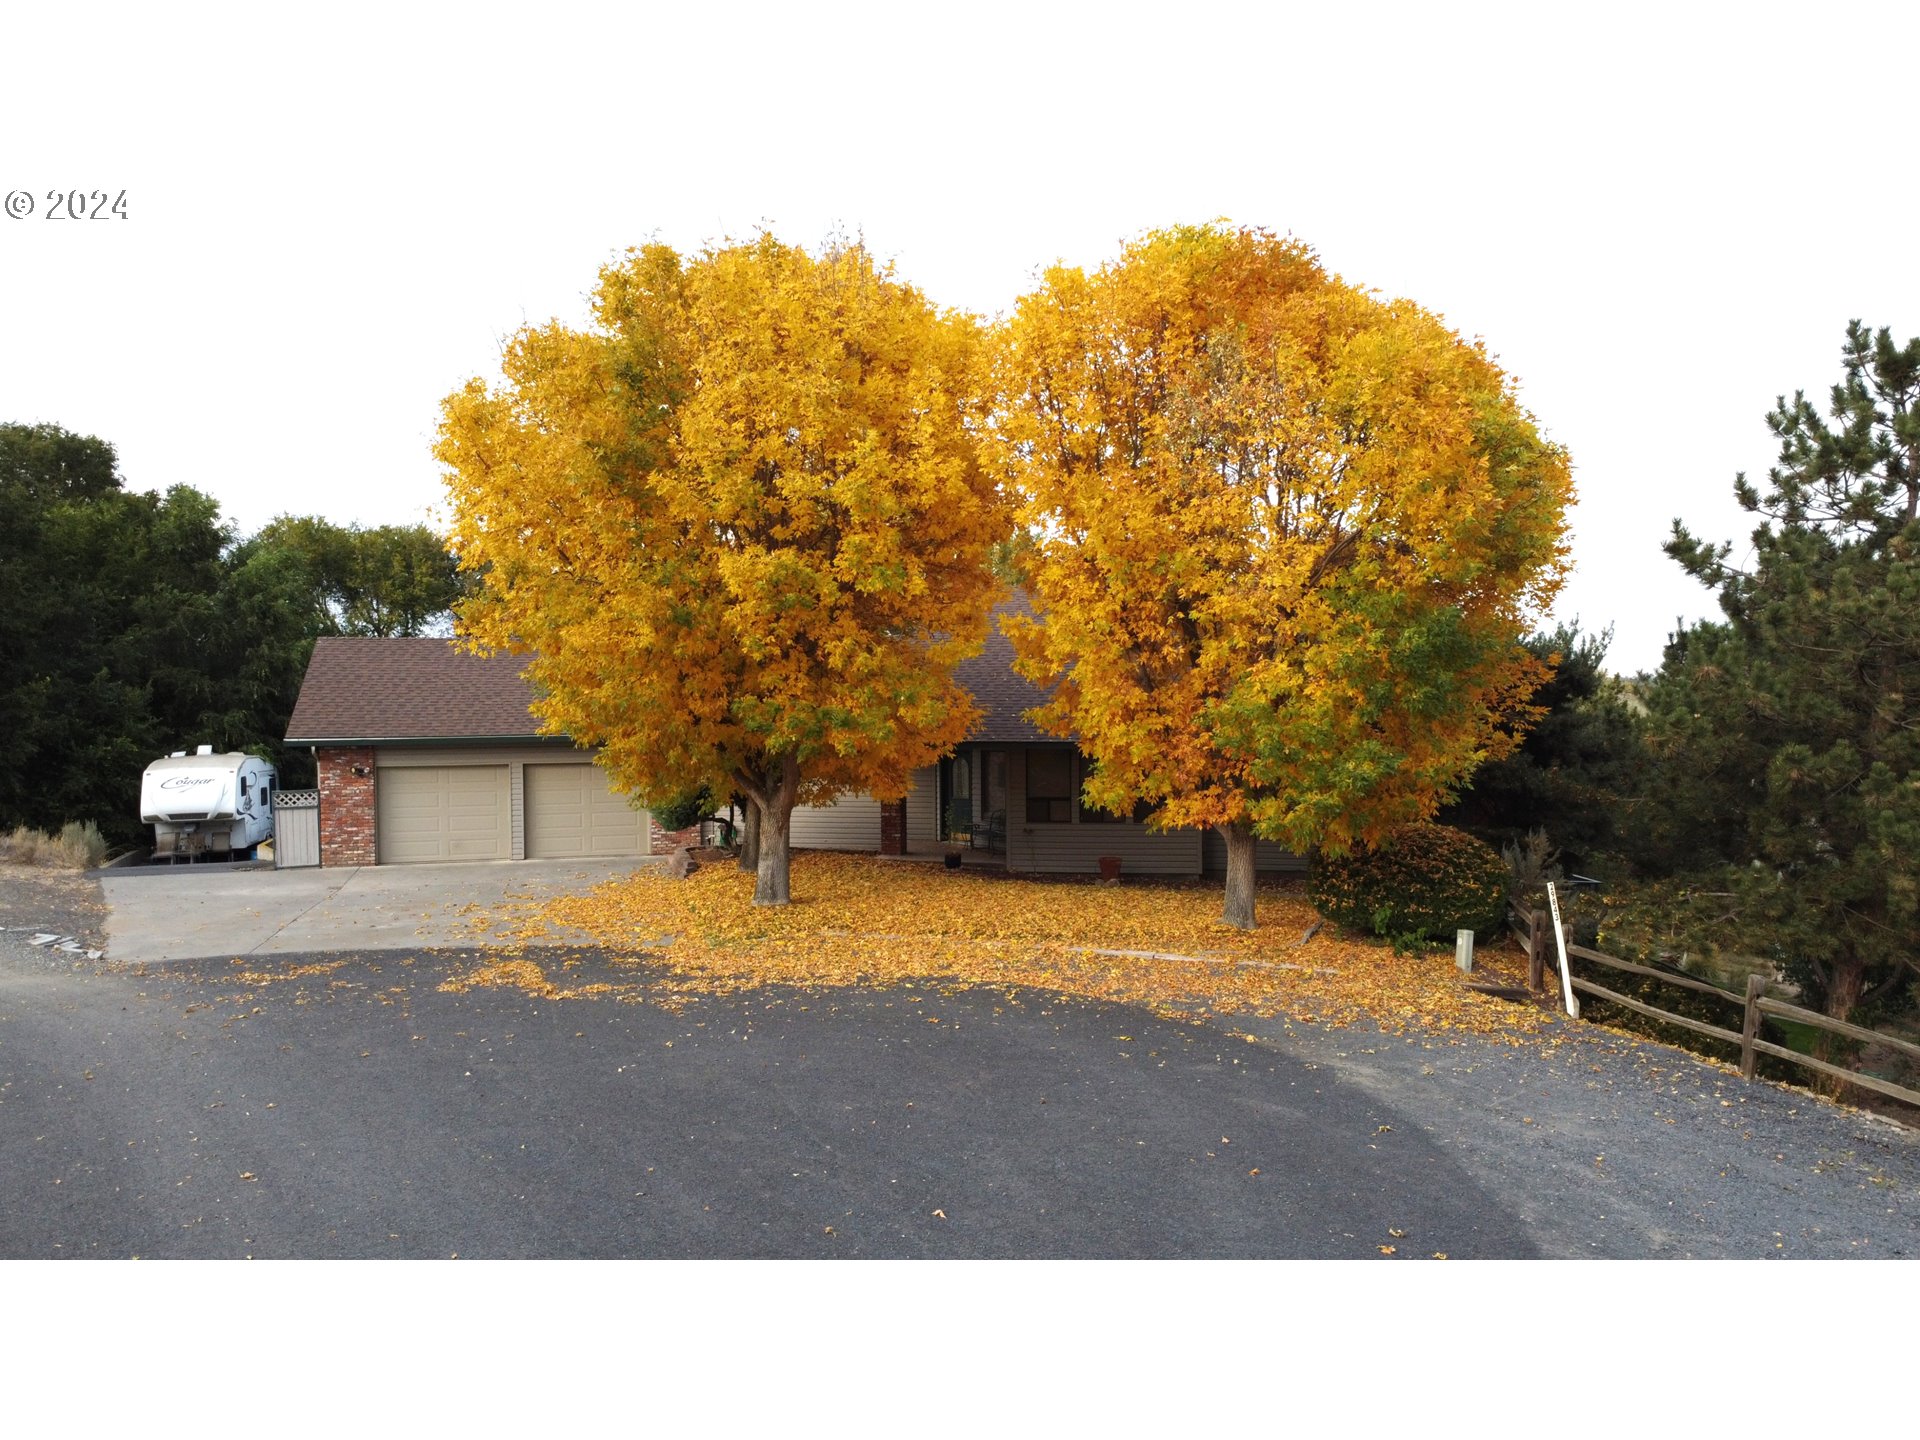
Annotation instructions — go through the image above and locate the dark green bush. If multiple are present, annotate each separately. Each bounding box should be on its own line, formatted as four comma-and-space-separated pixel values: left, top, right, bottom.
651, 786, 714, 834
1308, 823, 1508, 948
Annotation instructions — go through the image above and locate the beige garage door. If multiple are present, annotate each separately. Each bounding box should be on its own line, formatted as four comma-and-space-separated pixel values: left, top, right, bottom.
525, 763, 649, 859
376, 766, 510, 864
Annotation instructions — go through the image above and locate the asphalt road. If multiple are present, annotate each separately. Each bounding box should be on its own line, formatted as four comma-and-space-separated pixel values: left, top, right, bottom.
0, 944, 1542, 1258
4, 934, 1916, 1259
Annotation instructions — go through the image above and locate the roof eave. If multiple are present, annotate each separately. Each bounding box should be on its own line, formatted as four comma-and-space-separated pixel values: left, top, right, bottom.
286, 733, 568, 747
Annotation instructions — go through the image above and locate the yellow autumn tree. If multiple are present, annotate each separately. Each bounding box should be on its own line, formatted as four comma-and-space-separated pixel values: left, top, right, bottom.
437, 236, 1005, 905
998, 224, 1572, 929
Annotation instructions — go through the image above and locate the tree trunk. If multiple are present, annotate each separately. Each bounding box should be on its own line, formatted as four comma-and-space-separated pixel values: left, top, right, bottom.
1813, 954, 1868, 1100
1219, 820, 1257, 931
754, 793, 793, 906
751, 758, 800, 907
737, 795, 761, 874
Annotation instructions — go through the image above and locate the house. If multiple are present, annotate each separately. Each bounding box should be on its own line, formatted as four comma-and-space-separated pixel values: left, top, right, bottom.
791, 589, 1305, 876
284, 595, 1304, 875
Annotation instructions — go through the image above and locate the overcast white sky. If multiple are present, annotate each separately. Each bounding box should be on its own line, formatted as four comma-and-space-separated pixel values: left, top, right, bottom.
5, 1, 1916, 675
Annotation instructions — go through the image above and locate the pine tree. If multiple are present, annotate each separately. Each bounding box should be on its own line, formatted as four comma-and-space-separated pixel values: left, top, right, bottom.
1441, 623, 1646, 872
1655, 322, 1920, 1061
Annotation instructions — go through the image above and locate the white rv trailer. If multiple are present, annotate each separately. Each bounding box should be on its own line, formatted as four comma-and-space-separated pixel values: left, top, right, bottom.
140, 747, 278, 861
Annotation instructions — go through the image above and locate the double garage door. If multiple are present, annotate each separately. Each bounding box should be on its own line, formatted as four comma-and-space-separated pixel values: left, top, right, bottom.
374, 763, 648, 864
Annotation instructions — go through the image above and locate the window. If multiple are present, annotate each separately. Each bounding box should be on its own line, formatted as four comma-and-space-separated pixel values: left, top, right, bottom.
1025, 749, 1073, 823
1080, 796, 1154, 824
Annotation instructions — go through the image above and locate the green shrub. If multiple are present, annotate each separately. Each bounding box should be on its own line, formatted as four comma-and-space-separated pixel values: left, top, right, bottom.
1308, 823, 1509, 949
650, 787, 714, 835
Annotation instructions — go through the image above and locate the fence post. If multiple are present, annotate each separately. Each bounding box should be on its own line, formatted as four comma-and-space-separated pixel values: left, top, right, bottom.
1527, 908, 1545, 992
1740, 973, 1766, 1079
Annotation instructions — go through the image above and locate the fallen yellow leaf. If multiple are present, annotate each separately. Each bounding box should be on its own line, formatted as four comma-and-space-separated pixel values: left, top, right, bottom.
417, 854, 1553, 1039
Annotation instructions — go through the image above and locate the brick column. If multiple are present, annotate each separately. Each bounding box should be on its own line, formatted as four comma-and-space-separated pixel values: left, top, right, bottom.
317, 746, 376, 867
879, 799, 907, 856
649, 818, 701, 854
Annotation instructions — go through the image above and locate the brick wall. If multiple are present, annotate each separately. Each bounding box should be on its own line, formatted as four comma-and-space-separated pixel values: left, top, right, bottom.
318, 745, 376, 867
879, 799, 907, 856
648, 819, 701, 854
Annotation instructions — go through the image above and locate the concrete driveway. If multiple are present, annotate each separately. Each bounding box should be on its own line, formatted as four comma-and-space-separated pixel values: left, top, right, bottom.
97, 858, 659, 963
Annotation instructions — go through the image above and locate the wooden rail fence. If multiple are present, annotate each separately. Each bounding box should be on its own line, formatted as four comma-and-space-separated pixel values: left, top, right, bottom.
1508, 903, 1920, 1109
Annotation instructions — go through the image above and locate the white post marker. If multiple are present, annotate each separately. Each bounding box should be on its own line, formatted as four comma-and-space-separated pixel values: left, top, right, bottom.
1455, 929, 1474, 973
1545, 881, 1580, 1019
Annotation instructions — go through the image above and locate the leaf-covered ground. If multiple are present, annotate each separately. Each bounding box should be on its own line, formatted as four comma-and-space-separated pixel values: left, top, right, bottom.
445, 852, 1554, 1037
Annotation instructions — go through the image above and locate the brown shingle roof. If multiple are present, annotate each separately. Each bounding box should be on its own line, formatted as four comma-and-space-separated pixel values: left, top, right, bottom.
285, 592, 1067, 747
954, 588, 1064, 745
285, 637, 547, 744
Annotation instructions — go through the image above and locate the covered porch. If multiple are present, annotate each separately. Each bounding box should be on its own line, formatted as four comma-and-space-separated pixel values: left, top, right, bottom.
892, 842, 1008, 869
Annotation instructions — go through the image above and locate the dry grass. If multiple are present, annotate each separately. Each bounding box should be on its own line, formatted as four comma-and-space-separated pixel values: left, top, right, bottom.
1, 821, 108, 870
450, 851, 1553, 1036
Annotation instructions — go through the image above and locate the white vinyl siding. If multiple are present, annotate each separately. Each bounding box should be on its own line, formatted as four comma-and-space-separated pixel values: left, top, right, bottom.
905, 766, 939, 847
787, 767, 939, 853
524, 763, 650, 858
1200, 829, 1308, 874
789, 793, 883, 850
376, 765, 511, 864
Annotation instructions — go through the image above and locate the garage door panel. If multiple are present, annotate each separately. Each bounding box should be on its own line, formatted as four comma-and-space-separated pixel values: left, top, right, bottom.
526, 764, 648, 859
377, 771, 448, 864
377, 766, 509, 864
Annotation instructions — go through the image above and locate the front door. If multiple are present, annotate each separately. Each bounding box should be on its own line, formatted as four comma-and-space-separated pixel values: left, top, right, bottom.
940, 753, 973, 839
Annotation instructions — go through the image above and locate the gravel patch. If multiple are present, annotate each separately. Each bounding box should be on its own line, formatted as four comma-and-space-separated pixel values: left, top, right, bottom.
1238, 1009, 1919, 1257
0, 863, 109, 972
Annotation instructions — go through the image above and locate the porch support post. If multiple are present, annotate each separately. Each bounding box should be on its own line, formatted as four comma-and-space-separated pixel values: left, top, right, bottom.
879, 799, 907, 856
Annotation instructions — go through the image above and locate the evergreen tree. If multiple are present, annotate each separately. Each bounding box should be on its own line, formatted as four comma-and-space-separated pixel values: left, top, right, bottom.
1441, 622, 1646, 872
1652, 322, 1920, 1057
